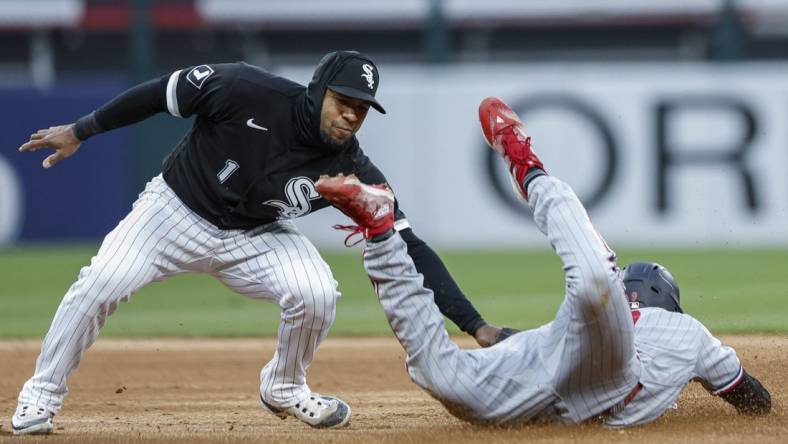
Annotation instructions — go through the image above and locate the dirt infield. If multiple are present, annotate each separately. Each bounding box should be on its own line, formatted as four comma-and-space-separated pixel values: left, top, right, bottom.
0, 335, 785, 443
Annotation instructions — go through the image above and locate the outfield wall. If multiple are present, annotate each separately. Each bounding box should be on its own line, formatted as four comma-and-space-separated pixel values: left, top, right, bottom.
285, 62, 788, 248
0, 82, 133, 245
2, 63, 788, 248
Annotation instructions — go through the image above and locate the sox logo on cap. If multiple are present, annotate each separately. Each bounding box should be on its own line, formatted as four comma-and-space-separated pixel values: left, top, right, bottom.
361, 64, 375, 89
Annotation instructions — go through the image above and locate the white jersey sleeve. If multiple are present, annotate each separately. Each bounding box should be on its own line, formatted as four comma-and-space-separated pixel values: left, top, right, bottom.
693, 323, 743, 395
604, 308, 743, 427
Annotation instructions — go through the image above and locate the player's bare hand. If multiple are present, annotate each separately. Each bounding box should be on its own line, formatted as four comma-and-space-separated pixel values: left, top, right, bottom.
474, 324, 520, 347
474, 324, 502, 348
19, 124, 82, 169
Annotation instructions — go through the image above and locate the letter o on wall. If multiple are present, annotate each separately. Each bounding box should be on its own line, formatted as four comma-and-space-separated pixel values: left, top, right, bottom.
0, 155, 22, 245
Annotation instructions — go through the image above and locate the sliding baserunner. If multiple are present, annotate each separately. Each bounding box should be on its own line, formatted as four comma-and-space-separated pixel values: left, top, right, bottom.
314, 97, 771, 427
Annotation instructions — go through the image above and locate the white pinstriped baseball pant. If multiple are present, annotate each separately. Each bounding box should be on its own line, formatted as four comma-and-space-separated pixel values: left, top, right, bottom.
18, 175, 338, 413
364, 176, 640, 424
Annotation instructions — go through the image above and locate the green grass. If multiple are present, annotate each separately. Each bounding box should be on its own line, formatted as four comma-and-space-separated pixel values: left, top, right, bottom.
1, 245, 786, 338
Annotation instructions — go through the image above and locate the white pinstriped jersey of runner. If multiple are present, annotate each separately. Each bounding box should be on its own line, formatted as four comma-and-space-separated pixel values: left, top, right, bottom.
362, 176, 741, 426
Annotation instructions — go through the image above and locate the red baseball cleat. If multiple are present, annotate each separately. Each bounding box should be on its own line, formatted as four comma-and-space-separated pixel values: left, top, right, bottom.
315, 174, 395, 245
479, 97, 545, 200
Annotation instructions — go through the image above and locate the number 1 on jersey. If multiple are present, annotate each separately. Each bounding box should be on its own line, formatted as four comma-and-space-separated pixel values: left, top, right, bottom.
218, 159, 240, 184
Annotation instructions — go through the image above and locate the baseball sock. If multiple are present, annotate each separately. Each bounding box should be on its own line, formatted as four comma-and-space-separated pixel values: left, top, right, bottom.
370, 228, 396, 243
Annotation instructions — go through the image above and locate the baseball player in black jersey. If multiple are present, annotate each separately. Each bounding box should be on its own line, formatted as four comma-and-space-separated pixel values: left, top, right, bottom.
12, 51, 511, 435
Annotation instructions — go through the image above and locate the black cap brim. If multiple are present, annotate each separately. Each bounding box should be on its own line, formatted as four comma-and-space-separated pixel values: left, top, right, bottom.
328, 86, 386, 114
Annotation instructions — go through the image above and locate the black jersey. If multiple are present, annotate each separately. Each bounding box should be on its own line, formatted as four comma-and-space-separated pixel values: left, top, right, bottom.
160, 61, 386, 229
72, 51, 488, 336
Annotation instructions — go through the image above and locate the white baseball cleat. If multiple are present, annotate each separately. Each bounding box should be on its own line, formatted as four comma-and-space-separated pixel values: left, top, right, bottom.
260, 393, 351, 428
11, 404, 54, 435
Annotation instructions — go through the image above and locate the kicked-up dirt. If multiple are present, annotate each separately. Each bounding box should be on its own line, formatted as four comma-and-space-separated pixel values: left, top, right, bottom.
0, 335, 785, 443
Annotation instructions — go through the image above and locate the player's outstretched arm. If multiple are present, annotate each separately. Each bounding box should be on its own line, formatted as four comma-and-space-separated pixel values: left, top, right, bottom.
18, 124, 81, 169
18, 77, 168, 169
20, 64, 238, 169
351, 154, 515, 347
398, 227, 514, 347
387, 226, 510, 346
694, 320, 771, 415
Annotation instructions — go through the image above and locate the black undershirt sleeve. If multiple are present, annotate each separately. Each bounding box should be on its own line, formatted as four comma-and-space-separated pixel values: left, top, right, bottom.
73, 77, 167, 141
349, 140, 489, 336
398, 226, 487, 335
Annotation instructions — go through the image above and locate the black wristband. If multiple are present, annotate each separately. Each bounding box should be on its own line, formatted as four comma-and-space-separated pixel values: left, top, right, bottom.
73, 112, 104, 141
